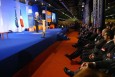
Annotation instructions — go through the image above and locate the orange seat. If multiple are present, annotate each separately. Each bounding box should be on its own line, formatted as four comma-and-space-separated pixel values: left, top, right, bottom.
50, 24, 55, 29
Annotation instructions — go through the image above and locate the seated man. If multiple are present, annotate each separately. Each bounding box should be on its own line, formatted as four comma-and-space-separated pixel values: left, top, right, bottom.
64, 36, 115, 77
84, 30, 114, 62
69, 29, 114, 63
64, 58, 115, 77
65, 28, 109, 62
72, 26, 93, 48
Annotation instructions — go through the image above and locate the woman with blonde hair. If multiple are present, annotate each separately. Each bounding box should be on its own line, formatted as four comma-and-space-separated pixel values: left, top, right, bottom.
73, 68, 110, 77
73, 62, 110, 77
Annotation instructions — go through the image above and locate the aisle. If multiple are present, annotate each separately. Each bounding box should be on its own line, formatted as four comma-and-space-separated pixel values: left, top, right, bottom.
32, 31, 80, 77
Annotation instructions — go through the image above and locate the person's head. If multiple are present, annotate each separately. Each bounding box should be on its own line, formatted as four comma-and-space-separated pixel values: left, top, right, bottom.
106, 25, 111, 30
103, 30, 114, 41
111, 26, 115, 31
85, 24, 88, 28
113, 32, 115, 44
96, 28, 102, 34
89, 27, 93, 32
101, 28, 109, 37
35, 12, 39, 17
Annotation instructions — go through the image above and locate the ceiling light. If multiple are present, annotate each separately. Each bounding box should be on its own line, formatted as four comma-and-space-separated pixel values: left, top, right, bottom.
28, 9, 32, 13
106, 16, 108, 17
41, 2, 44, 5
82, 5, 84, 7
110, 15, 113, 16
82, 2, 85, 7
108, 7, 110, 9
48, 4, 51, 6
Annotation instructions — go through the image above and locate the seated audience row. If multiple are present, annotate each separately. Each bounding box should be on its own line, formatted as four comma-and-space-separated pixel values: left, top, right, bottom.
64, 24, 115, 77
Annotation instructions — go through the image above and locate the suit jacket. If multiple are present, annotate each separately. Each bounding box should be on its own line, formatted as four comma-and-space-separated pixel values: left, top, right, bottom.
84, 34, 104, 50
100, 40, 114, 54
88, 33, 98, 42
95, 59, 115, 69
110, 47, 115, 59
92, 38, 106, 54
34, 17, 40, 26
103, 45, 115, 60
84, 31, 93, 40
94, 34, 103, 43
96, 38, 106, 49
94, 40, 114, 60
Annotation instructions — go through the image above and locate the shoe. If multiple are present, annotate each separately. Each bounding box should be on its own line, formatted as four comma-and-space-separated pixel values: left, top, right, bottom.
77, 60, 83, 64
41, 36, 45, 38
67, 38, 70, 40
65, 54, 72, 61
64, 67, 74, 77
72, 44, 77, 48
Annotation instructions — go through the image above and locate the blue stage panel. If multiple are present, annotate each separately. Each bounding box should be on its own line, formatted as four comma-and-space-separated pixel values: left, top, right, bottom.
0, 28, 67, 77
0, 29, 61, 61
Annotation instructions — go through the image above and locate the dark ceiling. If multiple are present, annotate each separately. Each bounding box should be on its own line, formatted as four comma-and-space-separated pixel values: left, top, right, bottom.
28, 0, 83, 20
105, 0, 115, 19
45, 0, 85, 20
43, 0, 83, 20
28, 0, 115, 20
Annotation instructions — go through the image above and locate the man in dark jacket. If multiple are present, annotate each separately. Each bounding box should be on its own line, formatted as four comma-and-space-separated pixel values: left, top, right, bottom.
64, 31, 115, 77
85, 30, 114, 62
65, 28, 108, 61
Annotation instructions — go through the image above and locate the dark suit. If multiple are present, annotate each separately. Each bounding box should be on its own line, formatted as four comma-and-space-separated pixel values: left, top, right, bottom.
95, 54, 115, 75
106, 45, 115, 59
97, 40, 114, 55
34, 17, 39, 32
76, 30, 93, 47
94, 46, 115, 75
83, 34, 103, 50
95, 59, 115, 69
67, 36, 106, 60
83, 34, 104, 50
87, 33, 98, 42
94, 40, 114, 59
95, 38, 106, 49
82, 40, 114, 62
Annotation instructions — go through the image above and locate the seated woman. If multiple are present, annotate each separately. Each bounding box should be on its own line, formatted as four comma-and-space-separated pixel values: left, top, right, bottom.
73, 67, 110, 77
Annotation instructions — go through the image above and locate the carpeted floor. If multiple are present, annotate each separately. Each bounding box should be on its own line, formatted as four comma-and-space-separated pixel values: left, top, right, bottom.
32, 30, 80, 77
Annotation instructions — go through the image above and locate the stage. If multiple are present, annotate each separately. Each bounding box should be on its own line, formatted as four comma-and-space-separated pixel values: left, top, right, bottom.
0, 28, 67, 77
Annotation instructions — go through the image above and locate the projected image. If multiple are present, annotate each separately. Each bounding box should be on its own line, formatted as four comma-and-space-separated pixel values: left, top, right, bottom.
46, 11, 51, 22
52, 13, 56, 23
